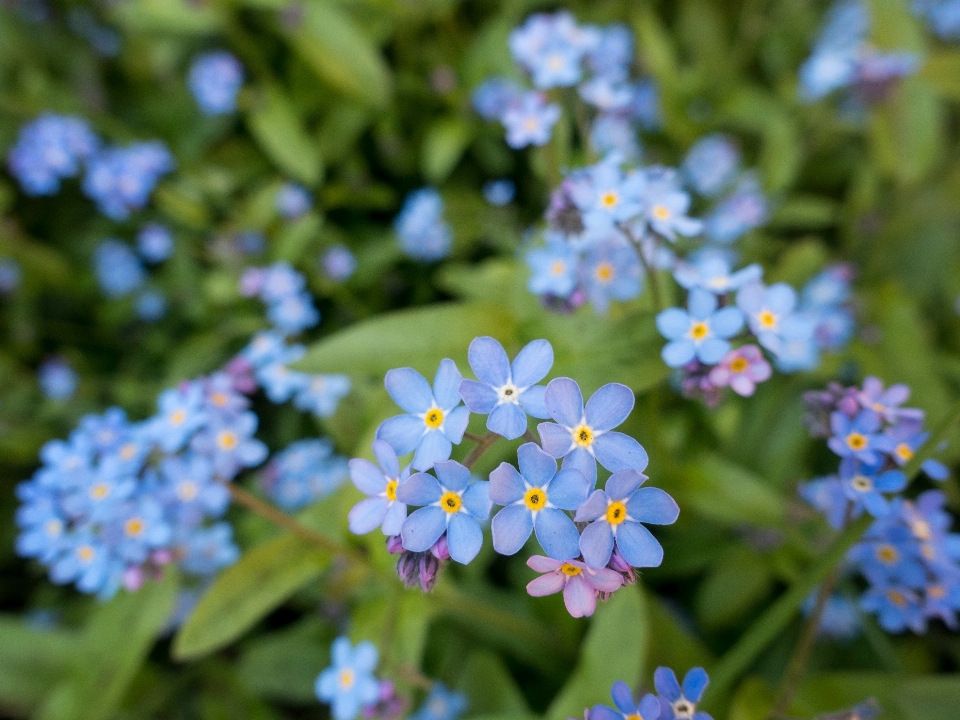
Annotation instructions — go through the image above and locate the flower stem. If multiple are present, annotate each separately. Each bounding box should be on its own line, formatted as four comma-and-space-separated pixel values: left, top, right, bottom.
463, 431, 500, 470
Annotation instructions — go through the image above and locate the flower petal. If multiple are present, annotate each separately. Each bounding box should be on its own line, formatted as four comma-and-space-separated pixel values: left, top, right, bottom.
492, 504, 534, 555
626, 487, 679, 525
594, 432, 649, 474
538, 422, 574, 458
696, 336, 729, 365
534, 507, 582, 561
562, 448, 598, 489
527, 571, 565, 597
518, 385, 550, 419
384, 368, 433, 414
518, 442, 558, 487
546, 468, 590, 510
611, 681, 637, 715
372, 439, 399, 478
580, 519, 615, 569
616, 522, 664, 567
638, 694, 661, 720
352, 641, 378, 672
376, 414, 426, 456
527, 554, 562, 573
711, 306, 744, 338
688, 288, 717, 319
381, 500, 407, 536
488, 403, 527, 440
461, 481, 491, 519
447, 513, 483, 564
399, 506, 446, 552
433, 459, 471, 492
512, 339, 554, 387
412, 430, 452, 471
442, 405, 470, 444
662, 339, 696, 368
347, 496, 390, 534
655, 308, 691, 339
468, 336, 511, 386
349, 458, 386, 495
563, 574, 597, 617
545, 377, 584, 427
458, 379, 498, 414
585, 383, 635, 432
574, 489, 609, 522
590, 567, 624, 593
395, 471, 442, 506
653, 666, 682, 702
682, 667, 710, 702
433, 359, 464, 410
489, 462, 527, 506
605, 469, 645, 501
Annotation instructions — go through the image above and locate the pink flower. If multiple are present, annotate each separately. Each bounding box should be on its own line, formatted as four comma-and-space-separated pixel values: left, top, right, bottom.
708, 344, 771, 397
525, 556, 623, 618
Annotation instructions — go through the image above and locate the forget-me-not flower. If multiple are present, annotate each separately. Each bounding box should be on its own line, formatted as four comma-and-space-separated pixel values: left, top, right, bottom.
526, 555, 622, 618
656, 289, 744, 367
348, 440, 411, 536
653, 667, 713, 720
502, 92, 561, 148
838, 456, 906, 517
408, 683, 468, 720
315, 637, 380, 720
736, 281, 798, 355
526, 244, 579, 298
591, 684, 661, 720
581, 241, 642, 314
827, 409, 884, 464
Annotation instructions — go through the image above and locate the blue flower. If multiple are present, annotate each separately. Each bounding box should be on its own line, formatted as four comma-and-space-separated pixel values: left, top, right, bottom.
82, 141, 174, 220
682, 134, 741, 198
178, 523, 239, 575
135, 290, 167, 322
537, 378, 648, 487
38, 359, 78, 400
850, 535, 926, 588
653, 667, 712, 720
136, 223, 173, 263
394, 188, 452, 262
267, 292, 320, 336
774, 314, 821, 372
188, 51, 244, 116
114, 497, 172, 564
321, 245, 357, 282
377, 360, 470, 472
637, 169, 702, 241
0, 257, 22, 294
276, 182, 312, 219
396, 460, 491, 564
655, 289, 745, 367
839, 457, 906, 518
315, 637, 380, 720
471, 78, 523, 121
803, 592, 862, 639
293, 374, 351, 418
860, 582, 926, 633
502, 91, 561, 149
266, 439, 349, 511
526, 244, 579, 298
50, 531, 121, 596
149, 383, 207, 453
159, 454, 228, 524
576, 469, 679, 569
736, 281, 798, 355
673, 252, 762, 295
704, 175, 767, 244
489, 442, 589, 560
581, 241, 642, 314
61, 469, 135, 522
93, 239, 146, 298
458, 337, 553, 440
408, 683, 468, 720
572, 158, 643, 234
348, 440, 412, 536
482, 179, 516, 206
827, 409, 884, 464
190, 410, 268, 479
590, 683, 661, 720
881, 422, 949, 481
6, 113, 99, 196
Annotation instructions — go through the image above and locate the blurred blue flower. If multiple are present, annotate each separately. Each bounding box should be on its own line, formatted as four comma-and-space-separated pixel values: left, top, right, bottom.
178, 523, 239, 575
135, 290, 167, 322
526, 243, 579, 298
322, 245, 357, 281
190, 410, 268, 478
860, 582, 926, 633
293, 374, 351, 418
409, 683, 468, 720
471, 78, 523, 121
149, 383, 207, 453
591, 683, 661, 720
0, 257, 21, 294
38, 359, 78, 401
637, 168, 702, 241
838, 456, 906, 517
653, 667, 712, 720
188, 51, 244, 115
348, 439, 412, 536
7, 113, 99, 196
483, 179, 516, 206
705, 175, 768, 244
580, 241, 642, 314
158, 454, 228, 525
136, 223, 174, 264
395, 188, 452, 262
276, 182, 312, 219
82, 141, 174, 220
682, 134, 741, 198
502, 91, 561, 148
263, 439, 348, 511
509, 12, 596, 89
315, 637, 381, 720
736, 281, 798, 355
673, 251, 761, 295
656, 289, 744, 367
828, 409, 884, 464
93, 240, 146, 298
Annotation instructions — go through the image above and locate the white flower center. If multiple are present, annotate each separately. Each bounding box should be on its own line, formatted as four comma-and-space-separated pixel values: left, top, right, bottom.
497, 383, 521, 405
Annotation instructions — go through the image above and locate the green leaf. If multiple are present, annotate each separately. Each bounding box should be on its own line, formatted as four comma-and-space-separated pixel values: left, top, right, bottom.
239, 618, 333, 703
421, 117, 475, 184
294, 302, 518, 377
109, 0, 222, 34
173, 534, 329, 660
0, 616, 83, 713
871, 78, 942, 185
681, 454, 785, 527
545, 584, 647, 720
768, 196, 838, 231
920, 51, 960, 100
286, 3, 392, 107
695, 547, 774, 628
458, 651, 529, 715
245, 84, 324, 185
796, 672, 960, 720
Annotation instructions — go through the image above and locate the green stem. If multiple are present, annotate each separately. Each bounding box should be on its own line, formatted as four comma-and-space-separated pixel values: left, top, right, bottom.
463, 431, 500, 470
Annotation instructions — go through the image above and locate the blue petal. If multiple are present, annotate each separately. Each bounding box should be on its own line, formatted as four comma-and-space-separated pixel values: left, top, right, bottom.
412, 430, 453, 471
662, 339, 696, 367
874, 470, 907, 492
400, 506, 447, 552
488, 403, 527, 440
923, 459, 949, 481
348, 496, 390, 534
688, 288, 717, 319
382, 501, 407, 536
442, 405, 470, 444
639, 694, 662, 720
610, 681, 637, 715
767, 283, 796, 314
538, 422, 573, 458
518, 442, 558, 487
545, 377, 584, 426
574, 489, 608, 522
376, 414, 426, 455
349, 458, 386, 495
447, 513, 484, 564
331, 636, 352, 666
461, 481, 491, 519
433, 359, 464, 410
372, 439, 399, 478
580, 519, 615, 568
711, 306, 744, 338
468, 336, 511, 386
356, 676, 381, 705
384, 368, 433, 413
534, 508, 581, 561
736, 282, 764, 314
594, 432, 649, 474
605, 469, 645, 501
590, 706, 622, 720
656, 308, 690, 339
459, 379, 498, 414
653, 666, 682, 702
616, 522, 664, 567
546, 468, 590, 510
433, 459, 471, 492
352, 641, 378, 672
585, 383, 635, 432
563, 448, 598, 489
682, 667, 709, 702
518, 385, 550, 419
492, 504, 533, 555
489, 462, 526, 506
696, 337, 729, 364
332, 693, 362, 720
395, 471, 442, 506
511, 339, 554, 387
626, 487, 679, 525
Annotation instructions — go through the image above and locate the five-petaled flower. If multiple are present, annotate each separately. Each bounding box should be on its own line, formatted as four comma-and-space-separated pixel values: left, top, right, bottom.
653, 666, 713, 720
656, 289, 744, 368
347, 440, 411, 536
525, 555, 622, 618
827, 409, 884, 464
314, 637, 380, 720
590, 682, 662, 720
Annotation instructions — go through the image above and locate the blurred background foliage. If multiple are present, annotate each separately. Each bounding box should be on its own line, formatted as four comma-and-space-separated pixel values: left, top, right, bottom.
2, 0, 960, 719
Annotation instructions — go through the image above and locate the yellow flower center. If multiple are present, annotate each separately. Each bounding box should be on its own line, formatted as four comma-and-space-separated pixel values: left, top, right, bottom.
689, 322, 709, 340
77, 545, 95, 562
178, 481, 199, 501
851, 475, 872, 492
594, 262, 614, 283
125, 518, 145, 537
550, 261, 566, 276
211, 392, 229, 407
440, 491, 462, 514
424, 408, 444, 429
523, 117, 540, 132
895, 443, 914, 461
560, 563, 582, 576
524, 487, 547, 511
119, 443, 137, 460
845, 432, 867, 451
45, 519, 62, 536
89, 483, 110, 500
571, 424, 594, 448
652, 204, 671, 220
922, 543, 935, 560
729, 357, 748, 373
929, 585, 947, 599
338, 669, 355, 690
886, 589, 907, 608
606, 501, 628, 525
170, 409, 186, 426
757, 310, 778, 329
600, 191, 619, 209
876, 544, 899, 564
217, 431, 238, 450
385, 479, 398, 502
911, 520, 932, 540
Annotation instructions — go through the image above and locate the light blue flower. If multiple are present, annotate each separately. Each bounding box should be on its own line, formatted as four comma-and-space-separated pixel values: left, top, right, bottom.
315, 637, 380, 720
838, 457, 906, 518
188, 51, 244, 116
637, 169, 702, 241
82, 141, 174, 220
591, 684, 661, 720
483, 179, 516, 206
653, 667, 712, 720
655, 289, 744, 367
537, 378, 648, 487
827, 409, 884, 464
458, 337, 553, 440
673, 251, 762, 295
489, 442, 589, 560
293, 374, 351, 418
409, 683, 468, 720
396, 460, 491, 564
348, 440, 411, 536
736, 281, 798, 355
6, 113, 99, 196
136, 223, 173, 263
276, 182, 312, 219
704, 175, 768, 244
190, 410, 268, 479
93, 239, 145, 298
502, 91, 561, 148
581, 241, 642, 314
38, 359, 78, 401
149, 383, 207, 453
682, 134, 741, 198
526, 244, 579, 298
394, 188, 452, 262
322, 245, 357, 282
572, 158, 643, 235
178, 523, 239, 575
376, 360, 469, 472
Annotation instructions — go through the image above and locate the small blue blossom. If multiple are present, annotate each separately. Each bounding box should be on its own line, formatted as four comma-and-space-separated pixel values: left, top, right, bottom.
631, 78, 661, 130
489, 442, 589, 560
321, 245, 357, 282
135, 290, 167, 322
190, 410, 268, 478
590, 114, 642, 161
860, 582, 926, 633
276, 182, 312, 219
705, 175, 768, 244
149, 383, 207, 453
471, 78, 523, 121
458, 337, 553, 440
136, 223, 174, 264
637, 169, 703, 241
858, 376, 924, 425
267, 292, 320, 336
50, 532, 120, 596
803, 592, 862, 639
408, 683, 468, 720
93, 240, 146, 298
774, 315, 821, 372
656, 289, 745, 367
591, 683, 661, 720
6, 113, 99, 196
653, 667, 712, 720
502, 91, 561, 149
580, 241, 642, 314
396, 460, 491, 564
293, 374, 351, 418
537, 378, 648, 487
376, 359, 469, 472
0, 257, 22, 294
38, 359, 78, 401
158, 454, 228, 525
682, 134, 741, 198
838, 457, 906, 517
348, 440, 412, 536
482, 179, 516, 206
571, 158, 643, 235
827, 409, 884, 464
82, 141, 175, 220
508, 12, 597, 89
113, 497, 172, 564
178, 522, 239, 575
526, 243, 579, 298
673, 251, 762, 295
585, 23, 633, 79
576, 469, 678, 569
263, 439, 349, 511
188, 51, 244, 116
394, 188, 452, 262
800, 476, 852, 530
881, 422, 949, 480
736, 281, 798, 355
315, 637, 381, 720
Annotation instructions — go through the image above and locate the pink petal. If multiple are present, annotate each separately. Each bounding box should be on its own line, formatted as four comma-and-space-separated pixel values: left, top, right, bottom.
587, 567, 624, 593
527, 555, 563, 573
563, 575, 597, 617
527, 572, 566, 597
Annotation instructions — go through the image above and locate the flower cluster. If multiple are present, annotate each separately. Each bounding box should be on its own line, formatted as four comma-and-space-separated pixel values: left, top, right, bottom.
275, 182, 313, 220
6, 113, 99, 196
93, 228, 173, 320
240, 261, 321, 336
81, 141, 175, 220
589, 667, 712, 720
914, 0, 960, 40
322, 245, 357, 282
473, 12, 659, 152
347, 337, 678, 616
799, 0, 919, 105
188, 50, 244, 116
800, 377, 958, 634
394, 188, 452, 262
259, 439, 349, 511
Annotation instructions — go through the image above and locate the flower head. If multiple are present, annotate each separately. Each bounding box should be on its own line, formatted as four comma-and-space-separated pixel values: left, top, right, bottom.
653, 667, 712, 720
827, 409, 884, 464
315, 637, 381, 720
502, 92, 561, 148
656, 289, 745, 367
188, 51, 244, 115
348, 440, 412, 536
707, 345, 772, 397
525, 556, 622, 618
590, 683, 661, 720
